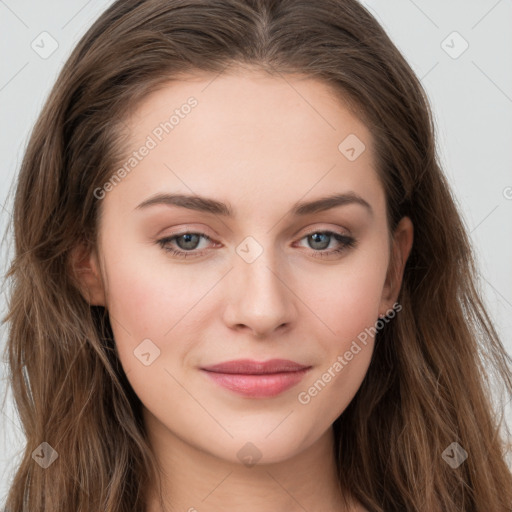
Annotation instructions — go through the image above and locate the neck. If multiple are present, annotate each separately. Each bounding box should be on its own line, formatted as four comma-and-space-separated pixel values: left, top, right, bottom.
143, 407, 358, 512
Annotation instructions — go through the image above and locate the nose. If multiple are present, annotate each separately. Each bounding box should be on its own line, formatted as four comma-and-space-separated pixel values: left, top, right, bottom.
222, 248, 297, 338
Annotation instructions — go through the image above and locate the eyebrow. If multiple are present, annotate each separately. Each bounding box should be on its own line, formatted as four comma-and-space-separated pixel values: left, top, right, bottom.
134, 191, 373, 217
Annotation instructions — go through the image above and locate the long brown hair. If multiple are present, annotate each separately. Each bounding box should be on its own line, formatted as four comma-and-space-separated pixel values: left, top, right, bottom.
2, 0, 511, 510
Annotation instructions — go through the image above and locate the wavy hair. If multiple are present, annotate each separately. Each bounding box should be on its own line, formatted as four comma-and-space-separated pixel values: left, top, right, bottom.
2, 0, 512, 510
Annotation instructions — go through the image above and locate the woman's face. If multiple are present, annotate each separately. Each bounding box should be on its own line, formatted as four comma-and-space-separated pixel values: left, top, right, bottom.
84, 69, 412, 464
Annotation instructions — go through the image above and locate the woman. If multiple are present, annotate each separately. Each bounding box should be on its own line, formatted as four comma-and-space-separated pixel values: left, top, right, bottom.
3, 0, 511, 510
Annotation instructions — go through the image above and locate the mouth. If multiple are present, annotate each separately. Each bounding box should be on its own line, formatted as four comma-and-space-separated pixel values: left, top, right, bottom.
200, 359, 312, 398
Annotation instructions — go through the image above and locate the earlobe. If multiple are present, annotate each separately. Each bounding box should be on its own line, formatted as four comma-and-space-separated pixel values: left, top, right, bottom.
69, 242, 106, 306
379, 216, 414, 314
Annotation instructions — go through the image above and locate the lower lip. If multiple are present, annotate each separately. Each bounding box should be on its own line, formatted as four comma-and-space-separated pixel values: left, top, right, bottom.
201, 368, 311, 398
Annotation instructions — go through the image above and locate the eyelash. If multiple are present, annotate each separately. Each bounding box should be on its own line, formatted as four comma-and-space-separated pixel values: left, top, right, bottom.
156, 230, 356, 260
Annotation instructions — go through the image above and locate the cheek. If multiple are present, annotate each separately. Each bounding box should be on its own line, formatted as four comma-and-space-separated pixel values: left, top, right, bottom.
298, 244, 389, 344
295, 259, 385, 429
100, 246, 202, 373
293, 241, 388, 416
105, 261, 172, 335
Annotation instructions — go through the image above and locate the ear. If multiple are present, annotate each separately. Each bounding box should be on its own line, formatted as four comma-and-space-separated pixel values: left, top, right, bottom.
69, 241, 106, 306
379, 216, 414, 315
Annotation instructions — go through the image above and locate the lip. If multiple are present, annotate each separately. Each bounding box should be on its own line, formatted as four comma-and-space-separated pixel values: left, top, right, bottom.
200, 359, 312, 398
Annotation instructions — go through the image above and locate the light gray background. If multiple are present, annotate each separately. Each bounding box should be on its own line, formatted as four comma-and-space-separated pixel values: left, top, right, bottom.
1, 0, 511, 503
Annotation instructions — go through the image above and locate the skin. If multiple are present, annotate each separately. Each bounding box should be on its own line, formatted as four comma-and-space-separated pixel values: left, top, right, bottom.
72, 67, 413, 512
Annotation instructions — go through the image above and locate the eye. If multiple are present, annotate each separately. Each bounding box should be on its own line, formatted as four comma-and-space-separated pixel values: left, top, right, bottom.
156, 229, 357, 260
295, 230, 356, 259
156, 232, 214, 259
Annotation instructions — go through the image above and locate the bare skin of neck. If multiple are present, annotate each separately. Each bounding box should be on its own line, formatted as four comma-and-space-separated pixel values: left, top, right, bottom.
144, 412, 367, 512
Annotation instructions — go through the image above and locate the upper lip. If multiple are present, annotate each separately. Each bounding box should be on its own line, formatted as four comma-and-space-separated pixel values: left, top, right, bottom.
201, 359, 311, 375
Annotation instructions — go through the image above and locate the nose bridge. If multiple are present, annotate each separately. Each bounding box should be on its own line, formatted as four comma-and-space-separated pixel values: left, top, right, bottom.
240, 247, 281, 295
225, 235, 295, 335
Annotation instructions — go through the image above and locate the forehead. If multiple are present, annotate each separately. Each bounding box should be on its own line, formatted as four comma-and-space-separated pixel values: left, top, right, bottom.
104, 69, 385, 221
127, 68, 370, 148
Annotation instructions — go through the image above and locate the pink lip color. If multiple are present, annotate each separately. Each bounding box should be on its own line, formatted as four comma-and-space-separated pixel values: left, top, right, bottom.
200, 359, 311, 398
